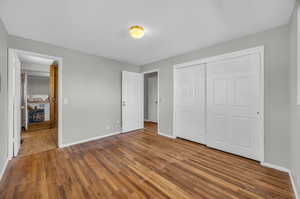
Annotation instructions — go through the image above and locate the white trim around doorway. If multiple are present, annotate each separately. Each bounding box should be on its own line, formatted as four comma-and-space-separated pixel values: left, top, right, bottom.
8, 48, 63, 159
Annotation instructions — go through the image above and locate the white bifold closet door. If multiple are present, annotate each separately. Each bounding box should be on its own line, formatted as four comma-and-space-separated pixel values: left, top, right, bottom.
174, 64, 206, 144
206, 54, 261, 161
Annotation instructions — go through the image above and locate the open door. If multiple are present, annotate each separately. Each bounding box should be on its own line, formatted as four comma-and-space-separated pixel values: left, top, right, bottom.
122, 71, 143, 133
21, 72, 28, 130
148, 74, 158, 122
49, 63, 58, 128
10, 51, 22, 157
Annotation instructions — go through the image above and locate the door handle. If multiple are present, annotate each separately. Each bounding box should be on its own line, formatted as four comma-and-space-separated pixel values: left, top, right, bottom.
50, 97, 56, 103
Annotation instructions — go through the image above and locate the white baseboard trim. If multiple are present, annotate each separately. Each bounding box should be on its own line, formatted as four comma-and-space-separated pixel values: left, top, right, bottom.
158, 132, 176, 139
144, 119, 157, 123
289, 171, 300, 199
59, 131, 121, 148
0, 158, 9, 182
261, 162, 299, 199
261, 162, 290, 173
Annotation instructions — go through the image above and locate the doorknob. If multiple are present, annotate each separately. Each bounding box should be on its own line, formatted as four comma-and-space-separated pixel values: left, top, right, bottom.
52, 97, 57, 103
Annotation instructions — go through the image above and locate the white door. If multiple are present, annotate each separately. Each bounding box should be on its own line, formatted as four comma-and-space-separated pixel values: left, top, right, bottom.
122, 71, 143, 133
174, 64, 206, 144
13, 54, 22, 157
148, 75, 158, 122
21, 73, 28, 130
206, 53, 261, 161
24, 73, 28, 130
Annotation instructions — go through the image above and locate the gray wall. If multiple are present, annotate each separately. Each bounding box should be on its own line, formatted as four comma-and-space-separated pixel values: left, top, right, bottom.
289, 3, 300, 195
0, 19, 8, 178
8, 35, 139, 145
140, 25, 291, 168
27, 76, 49, 95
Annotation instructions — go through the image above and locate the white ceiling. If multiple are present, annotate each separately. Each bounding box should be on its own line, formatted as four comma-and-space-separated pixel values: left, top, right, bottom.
0, 0, 295, 65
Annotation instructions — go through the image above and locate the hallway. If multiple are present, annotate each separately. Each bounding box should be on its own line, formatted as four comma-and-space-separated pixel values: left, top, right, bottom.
19, 128, 57, 156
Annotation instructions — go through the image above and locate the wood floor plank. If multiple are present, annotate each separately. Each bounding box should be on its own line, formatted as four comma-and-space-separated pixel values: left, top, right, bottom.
0, 122, 295, 199
19, 128, 57, 156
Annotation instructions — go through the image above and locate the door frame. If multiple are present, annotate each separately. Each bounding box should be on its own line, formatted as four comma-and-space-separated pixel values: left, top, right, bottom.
173, 46, 264, 162
142, 69, 160, 134
8, 48, 63, 159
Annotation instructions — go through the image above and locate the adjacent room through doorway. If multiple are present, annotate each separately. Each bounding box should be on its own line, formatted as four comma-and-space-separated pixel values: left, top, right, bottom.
9, 49, 60, 157
143, 71, 158, 134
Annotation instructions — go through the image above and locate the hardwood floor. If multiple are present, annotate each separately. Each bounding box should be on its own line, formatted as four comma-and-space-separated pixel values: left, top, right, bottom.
28, 121, 52, 131
144, 121, 157, 134
19, 128, 57, 156
0, 124, 295, 199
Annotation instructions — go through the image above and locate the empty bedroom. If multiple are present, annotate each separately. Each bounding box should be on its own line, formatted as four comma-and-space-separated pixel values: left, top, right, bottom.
0, 0, 299, 198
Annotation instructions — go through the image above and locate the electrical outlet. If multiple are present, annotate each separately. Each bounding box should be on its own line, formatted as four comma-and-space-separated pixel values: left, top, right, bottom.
105, 125, 111, 130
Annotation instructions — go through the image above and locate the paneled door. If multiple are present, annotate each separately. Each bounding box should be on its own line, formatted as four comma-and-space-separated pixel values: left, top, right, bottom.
174, 64, 206, 144
49, 63, 58, 128
206, 53, 261, 161
122, 71, 143, 133
148, 75, 158, 122
21, 72, 28, 130
12, 53, 21, 157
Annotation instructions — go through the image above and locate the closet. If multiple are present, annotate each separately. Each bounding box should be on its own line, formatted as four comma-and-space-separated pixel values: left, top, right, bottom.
174, 47, 263, 161
174, 64, 206, 144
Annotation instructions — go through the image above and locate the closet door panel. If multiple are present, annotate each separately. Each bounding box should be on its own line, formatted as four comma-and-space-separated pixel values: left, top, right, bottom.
174, 64, 206, 144
206, 54, 260, 161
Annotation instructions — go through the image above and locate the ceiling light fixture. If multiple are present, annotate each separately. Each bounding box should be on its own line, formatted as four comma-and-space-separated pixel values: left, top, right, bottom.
129, 25, 145, 39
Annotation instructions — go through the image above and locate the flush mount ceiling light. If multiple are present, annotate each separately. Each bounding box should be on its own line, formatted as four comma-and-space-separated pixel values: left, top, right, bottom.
129, 25, 145, 39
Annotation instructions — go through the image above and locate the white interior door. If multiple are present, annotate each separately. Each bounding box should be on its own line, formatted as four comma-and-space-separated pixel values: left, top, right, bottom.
206, 53, 261, 161
24, 73, 28, 130
174, 64, 206, 144
21, 73, 28, 130
13, 54, 21, 157
148, 75, 158, 122
122, 71, 143, 133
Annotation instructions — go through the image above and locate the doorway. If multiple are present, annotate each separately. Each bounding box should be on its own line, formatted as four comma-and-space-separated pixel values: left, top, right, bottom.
121, 70, 159, 135
8, 49, 62, 158
143, 70, 159, 134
